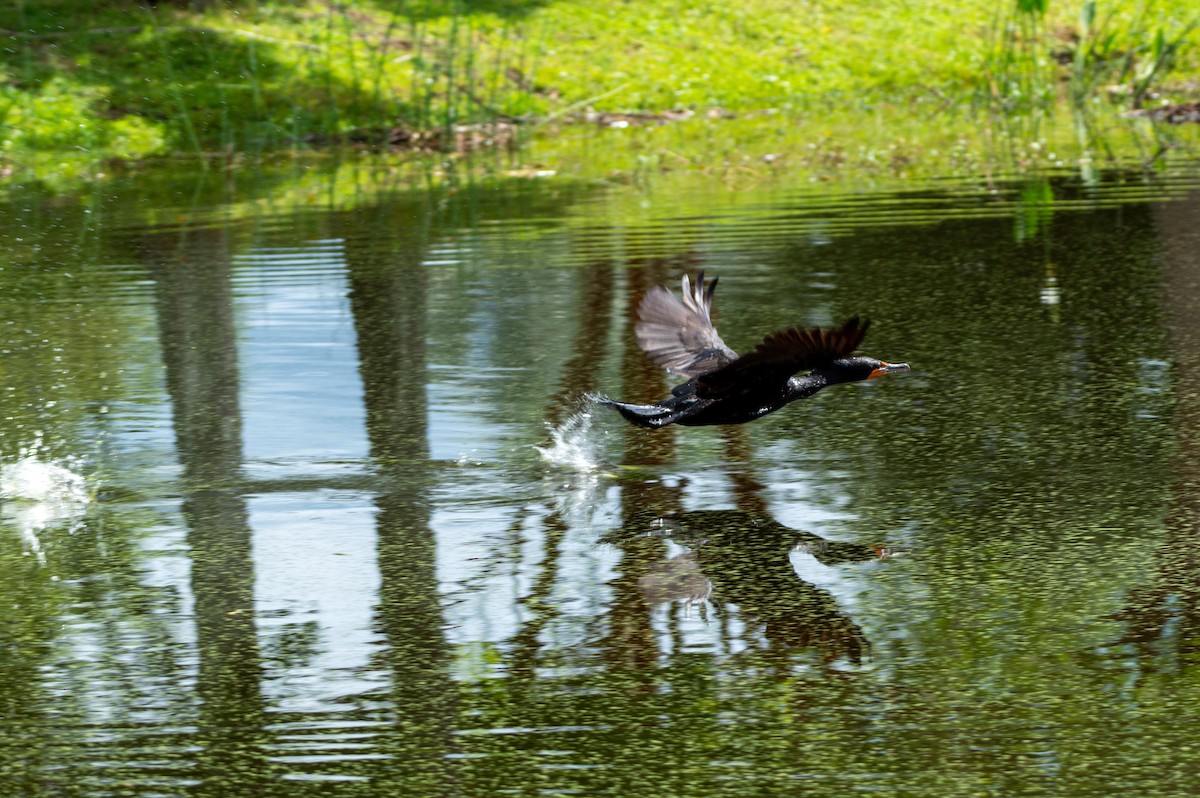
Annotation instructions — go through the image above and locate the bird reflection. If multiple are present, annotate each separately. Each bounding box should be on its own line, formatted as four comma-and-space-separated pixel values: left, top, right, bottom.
637, 552, 713, 616
606, 505, 895, 665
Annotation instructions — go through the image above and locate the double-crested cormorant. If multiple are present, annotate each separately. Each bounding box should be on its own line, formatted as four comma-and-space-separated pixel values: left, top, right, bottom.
599, 272, 910, 428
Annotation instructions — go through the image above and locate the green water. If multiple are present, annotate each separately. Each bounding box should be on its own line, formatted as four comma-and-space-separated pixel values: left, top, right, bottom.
2, 159, 1200, 797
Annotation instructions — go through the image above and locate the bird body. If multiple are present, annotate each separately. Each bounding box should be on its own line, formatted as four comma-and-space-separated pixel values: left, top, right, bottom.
599, 272, 908, 428
604, 368, 834, 428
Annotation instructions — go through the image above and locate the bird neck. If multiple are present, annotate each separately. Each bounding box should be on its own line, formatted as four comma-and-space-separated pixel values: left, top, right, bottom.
785, 372, 829, 401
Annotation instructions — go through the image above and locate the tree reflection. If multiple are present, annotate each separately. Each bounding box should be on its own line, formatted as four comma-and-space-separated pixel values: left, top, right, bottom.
147, 224, 275, 795
607, 260, 682, 676
510, 258, 617, 685
343, 202, 459, 793
1114, 190, 1200, 669
544, 263, 617, 429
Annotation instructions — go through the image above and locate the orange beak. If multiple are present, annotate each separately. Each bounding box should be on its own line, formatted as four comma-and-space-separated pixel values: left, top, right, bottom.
868, 362, 911, 380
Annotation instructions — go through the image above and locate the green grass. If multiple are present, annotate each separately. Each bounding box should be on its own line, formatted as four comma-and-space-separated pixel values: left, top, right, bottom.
0, 0, 1197, 164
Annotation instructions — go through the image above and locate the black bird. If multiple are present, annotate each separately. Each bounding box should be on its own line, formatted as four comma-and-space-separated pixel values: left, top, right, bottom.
599, 272, 909, 428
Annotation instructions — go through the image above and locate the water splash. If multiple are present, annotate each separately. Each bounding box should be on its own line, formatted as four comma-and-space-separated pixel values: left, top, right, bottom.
1, 456, 89, 505
536, 408, 615, 530
535, 408, 600, 472
1, 438, 90, 563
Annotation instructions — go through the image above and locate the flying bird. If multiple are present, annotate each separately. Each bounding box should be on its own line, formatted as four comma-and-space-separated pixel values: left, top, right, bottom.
598, 272, 909, 428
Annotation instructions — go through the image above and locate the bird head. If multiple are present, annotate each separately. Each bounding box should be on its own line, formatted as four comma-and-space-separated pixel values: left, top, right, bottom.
827, 356, 911, 384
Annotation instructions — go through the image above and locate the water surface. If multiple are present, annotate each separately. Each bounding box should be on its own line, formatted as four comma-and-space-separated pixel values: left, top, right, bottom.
3, 161, 1200, 796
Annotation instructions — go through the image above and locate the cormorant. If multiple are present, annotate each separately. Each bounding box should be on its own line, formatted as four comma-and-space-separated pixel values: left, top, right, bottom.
598, 272, 909, 428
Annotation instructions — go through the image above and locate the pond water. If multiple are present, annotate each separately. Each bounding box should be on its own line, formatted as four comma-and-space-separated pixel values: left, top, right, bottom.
3, 159, 1200, 797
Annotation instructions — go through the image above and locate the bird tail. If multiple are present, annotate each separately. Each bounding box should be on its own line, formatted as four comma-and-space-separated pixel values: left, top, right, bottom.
590, 394, 676, 429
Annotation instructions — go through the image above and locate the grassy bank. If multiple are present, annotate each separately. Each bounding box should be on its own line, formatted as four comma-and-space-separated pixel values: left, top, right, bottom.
1, 0, 1198, 165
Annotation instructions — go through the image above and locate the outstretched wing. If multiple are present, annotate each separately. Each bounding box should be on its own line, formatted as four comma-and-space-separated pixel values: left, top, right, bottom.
635, 271, 738, 377
696, 317, 870, 398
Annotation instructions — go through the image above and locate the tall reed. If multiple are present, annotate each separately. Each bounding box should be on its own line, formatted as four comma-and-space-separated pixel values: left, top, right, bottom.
983, 0, 1200, 115
981, 0, 1055, 114
1069, 0, 1199, 106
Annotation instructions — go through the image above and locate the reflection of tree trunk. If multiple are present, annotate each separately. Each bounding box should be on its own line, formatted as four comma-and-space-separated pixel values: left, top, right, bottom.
545, 261, 616, 427
347, 256, 429, 470
583, 262, 686, 797
148, 229, 271, 795
1119, 193, 1200, 660
0, 555, 60, 793
507, 509, 568, 687
508, 259, 618, 683
723, 427, 769, 515
621, 264, 681, 467
182, 489, 268, 796
346, 237, 457, 794
152, 229, 242, 478
606, 263, 680, 676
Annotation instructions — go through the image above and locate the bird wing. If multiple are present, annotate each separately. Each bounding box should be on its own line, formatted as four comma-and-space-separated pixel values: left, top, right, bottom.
635, 271, 738, 377
695, 316, 870, 398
